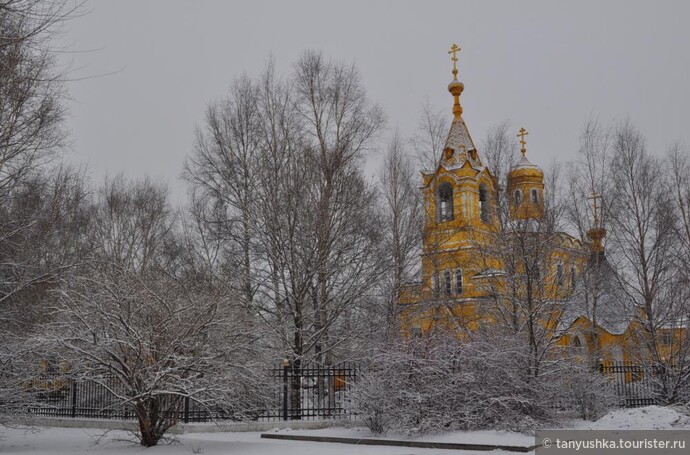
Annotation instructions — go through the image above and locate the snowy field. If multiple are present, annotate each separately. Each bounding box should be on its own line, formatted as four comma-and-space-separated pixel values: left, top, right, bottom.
2, 406, 689, 454
0, 427, 508, 455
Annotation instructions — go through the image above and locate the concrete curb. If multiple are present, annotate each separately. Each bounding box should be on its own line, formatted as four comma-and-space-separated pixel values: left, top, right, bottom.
260, 433, 536, 453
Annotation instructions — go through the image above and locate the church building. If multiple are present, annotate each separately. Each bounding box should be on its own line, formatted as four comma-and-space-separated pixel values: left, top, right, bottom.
398, 45, 683, 366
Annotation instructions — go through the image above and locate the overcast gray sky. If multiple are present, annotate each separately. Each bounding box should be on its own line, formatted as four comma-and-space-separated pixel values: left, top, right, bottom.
56, 0, 690, 203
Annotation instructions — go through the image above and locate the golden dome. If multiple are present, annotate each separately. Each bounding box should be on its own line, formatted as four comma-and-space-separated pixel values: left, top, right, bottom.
509, 127, 543, 182
509, 154, 544, 182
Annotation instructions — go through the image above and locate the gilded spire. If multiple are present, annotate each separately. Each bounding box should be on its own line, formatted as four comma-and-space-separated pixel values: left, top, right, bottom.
447, 43, 464, 119
517, 127, 529, 157
587, 192, 606, 253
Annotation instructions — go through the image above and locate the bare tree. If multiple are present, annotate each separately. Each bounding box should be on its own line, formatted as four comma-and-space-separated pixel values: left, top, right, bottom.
0, 0, 77, 193
183, 55, 387, 427
92, 175, 175, 272
1, 0, 84, 372
660, 144, 690, 402
473, 161, 571, 377
481, 120, 518, 192
46, 263, 269, 447
607, 121, 683, 400
292, 50, 386, 365
184, 74, 262, 306
0, 165, 92, 418
379, 132, 422, 337
411, 100, 448, 171
562, 119, 620, 366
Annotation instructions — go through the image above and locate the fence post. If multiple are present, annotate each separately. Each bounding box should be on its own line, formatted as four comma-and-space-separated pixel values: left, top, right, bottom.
71, 380, 77, 418
282, 359, 289, 421
184, 396, 190, 423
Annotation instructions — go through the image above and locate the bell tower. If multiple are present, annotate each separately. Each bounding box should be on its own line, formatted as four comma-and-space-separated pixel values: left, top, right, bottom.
415, 44, 498, 308
507, 128, 544, 220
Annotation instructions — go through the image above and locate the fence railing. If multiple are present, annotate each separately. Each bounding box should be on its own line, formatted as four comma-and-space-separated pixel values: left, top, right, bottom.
599, 361, 690, 408
22, 362, 361, 422
264, 360, 359, 421
17, 361, 689, 422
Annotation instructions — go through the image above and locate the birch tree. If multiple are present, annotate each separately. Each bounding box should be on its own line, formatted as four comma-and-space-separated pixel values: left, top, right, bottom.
379, 132, 422, 337
184, 75, 261, 306
607, 122, 685, 401
292, 50, 386, 366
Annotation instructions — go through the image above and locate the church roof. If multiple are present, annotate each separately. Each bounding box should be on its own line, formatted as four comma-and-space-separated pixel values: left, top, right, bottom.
444, 117, 476, 155
559, 253, 637, 335
509, 152, 544, 180
434, 117, 485, 173
513, 154, 540, 170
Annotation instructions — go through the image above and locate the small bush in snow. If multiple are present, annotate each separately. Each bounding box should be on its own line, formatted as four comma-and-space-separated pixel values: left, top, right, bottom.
352, 332, 618, 435
544, 359, 618, 421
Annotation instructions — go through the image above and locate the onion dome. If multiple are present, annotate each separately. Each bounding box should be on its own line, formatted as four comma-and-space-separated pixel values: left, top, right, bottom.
509, 127, 543, 182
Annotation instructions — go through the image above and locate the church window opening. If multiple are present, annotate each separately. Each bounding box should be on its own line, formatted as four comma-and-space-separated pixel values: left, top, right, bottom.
479, 183, 490, 222
455, 269, 463, 294
443, 269, 452, 296
661, 332, 673, 345
411, 321, 422, 338
531, 188, 539, 204
533, 264, 541, 287
432, 273, 440, 298
556, 263, 565, 286
514, 190, 522, 205
572, 335, 583, 348
438, 182, 454, 222
570, 265, 577, 288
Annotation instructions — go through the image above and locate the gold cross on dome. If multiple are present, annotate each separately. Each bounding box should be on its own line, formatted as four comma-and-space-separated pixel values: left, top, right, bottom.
588, 192, 603, 225
517, 127, 529, 151
448, 43, 461, 77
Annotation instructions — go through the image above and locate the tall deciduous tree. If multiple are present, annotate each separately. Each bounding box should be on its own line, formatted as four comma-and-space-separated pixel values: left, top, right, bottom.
184, 75, 261, 307
293, 50, 386, 365
379, 132, 422, 338
608, 122, 676, 365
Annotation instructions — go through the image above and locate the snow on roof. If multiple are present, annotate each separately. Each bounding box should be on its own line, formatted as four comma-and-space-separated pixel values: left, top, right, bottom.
660, 317, 689, 329
512, 154, 541, 170
560, 255, 637, 335
471, 269, 506, 279
444, 117, 476, 153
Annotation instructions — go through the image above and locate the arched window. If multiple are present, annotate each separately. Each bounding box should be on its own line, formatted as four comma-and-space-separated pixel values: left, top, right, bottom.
556, 263, 565, 286
570, 265, 577, 288
531, 188, 539, 204
479, 183, 490, 222
572, 336, 582, 348
438, 182, 454, 222
443, 269, 452, 296
514, 190, 522, 205
455, 269, 463, 294
432, 273, 440, 298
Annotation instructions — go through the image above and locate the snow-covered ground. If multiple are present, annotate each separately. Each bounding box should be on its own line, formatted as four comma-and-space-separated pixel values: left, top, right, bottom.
570, 405, 690, 430
0, 427, 504, 455
2, 406, 689, 454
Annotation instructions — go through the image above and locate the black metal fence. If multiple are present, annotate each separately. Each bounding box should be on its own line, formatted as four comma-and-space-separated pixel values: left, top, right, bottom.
18, 361, 687, 422
23, 362, 361, 422
599, 361, 690, 408
264, 361, 359, 421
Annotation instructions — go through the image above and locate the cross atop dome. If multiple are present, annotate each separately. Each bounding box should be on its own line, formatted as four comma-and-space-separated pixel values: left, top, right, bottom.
447, 43, 464, 120
518, 127, 529, 157
448, 43, 461, 80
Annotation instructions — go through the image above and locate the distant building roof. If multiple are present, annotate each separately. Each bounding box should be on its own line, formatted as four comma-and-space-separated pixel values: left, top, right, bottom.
560, 253, 637, 335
